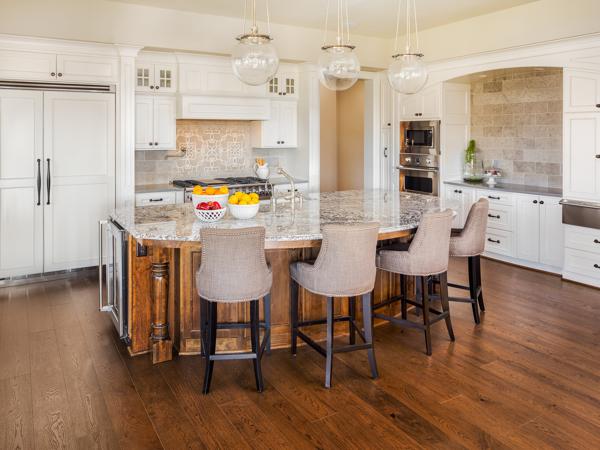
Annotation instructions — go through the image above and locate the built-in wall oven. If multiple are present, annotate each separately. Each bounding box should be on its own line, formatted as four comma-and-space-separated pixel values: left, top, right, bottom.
397, 120, 441, 196
98, 219, 128, 340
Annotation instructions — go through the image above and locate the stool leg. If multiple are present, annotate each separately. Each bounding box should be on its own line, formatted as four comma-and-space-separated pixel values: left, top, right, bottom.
400, 275, 408, 320
361, 293, 379, 379
475, 255, 485, 311
468, 257, 481, 324
415, 275, 422, 317
263, 293, 271, 354
200, 297, 207, 357
348, 296, 356, 345
250, 300, 264, 393
421, 276, 432, 356
202, 301, 217, 394
325, 296, 334, 389
439, 272, 455, 341
290, 280, 299, 356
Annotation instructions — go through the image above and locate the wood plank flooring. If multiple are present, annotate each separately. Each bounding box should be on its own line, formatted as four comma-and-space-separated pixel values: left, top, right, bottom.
1, 257, 599, 449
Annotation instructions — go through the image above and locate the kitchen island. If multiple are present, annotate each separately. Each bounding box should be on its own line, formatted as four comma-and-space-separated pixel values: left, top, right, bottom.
112, 190, 450, 363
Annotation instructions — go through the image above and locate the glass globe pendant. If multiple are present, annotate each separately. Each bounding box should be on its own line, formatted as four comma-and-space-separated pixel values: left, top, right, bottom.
231, 1, 279, 86
388, 0, 428, 95
388, 52, 428, 94
318, 44, 360, 91
318, 0, 360, 91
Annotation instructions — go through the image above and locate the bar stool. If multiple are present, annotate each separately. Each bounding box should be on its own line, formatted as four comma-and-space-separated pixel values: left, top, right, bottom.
375, 210, 455, 356
196, 227, 272, 394
289, 223, 380, 388
447, 198, 489, 324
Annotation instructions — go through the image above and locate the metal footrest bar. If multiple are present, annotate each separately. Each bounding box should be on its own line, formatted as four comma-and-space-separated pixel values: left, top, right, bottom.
297, 330, 327, 357
372, 295, 405, 310
209, 352, 258, 361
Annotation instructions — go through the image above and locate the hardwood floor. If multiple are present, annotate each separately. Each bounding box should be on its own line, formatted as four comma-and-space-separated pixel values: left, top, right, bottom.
1, 257, 600, 449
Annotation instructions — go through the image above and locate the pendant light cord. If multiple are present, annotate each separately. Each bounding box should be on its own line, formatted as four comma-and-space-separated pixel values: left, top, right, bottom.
413, 0, 420, 53
322, 0, 330, 47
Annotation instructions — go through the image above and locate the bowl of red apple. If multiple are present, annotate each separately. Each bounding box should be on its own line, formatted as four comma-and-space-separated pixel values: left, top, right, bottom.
194, 200, 226, 222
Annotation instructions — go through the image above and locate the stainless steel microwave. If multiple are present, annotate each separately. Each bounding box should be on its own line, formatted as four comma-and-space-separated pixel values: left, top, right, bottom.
400, 120, 440, 155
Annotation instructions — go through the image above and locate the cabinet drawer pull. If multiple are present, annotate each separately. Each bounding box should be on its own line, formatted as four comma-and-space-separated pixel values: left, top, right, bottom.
487, 238, 501, 244
596, 104, 600, 108
595, 264, 600, 269
594, 239, 600, 244
488, 214, 500, 219
596, 154, 600, 159
488, 195, 501, 200
149, 198, 164, 202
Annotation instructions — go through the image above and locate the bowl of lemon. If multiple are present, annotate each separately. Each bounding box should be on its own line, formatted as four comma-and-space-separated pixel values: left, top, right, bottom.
191, 185, 229, 209
228, 191, 260, 220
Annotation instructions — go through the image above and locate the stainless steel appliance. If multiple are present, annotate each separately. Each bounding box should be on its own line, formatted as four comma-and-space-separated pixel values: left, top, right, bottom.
397, 120, 441, 196
561, 199, 600, 229
98, 219, 128, 340
172, 177, 273, 203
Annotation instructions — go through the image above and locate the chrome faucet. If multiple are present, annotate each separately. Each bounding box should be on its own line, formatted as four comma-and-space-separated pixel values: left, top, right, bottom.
271, 167, 302, 212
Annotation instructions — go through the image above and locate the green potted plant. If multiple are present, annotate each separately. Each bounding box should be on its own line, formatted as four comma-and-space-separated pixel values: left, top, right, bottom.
463, 139, 484, 181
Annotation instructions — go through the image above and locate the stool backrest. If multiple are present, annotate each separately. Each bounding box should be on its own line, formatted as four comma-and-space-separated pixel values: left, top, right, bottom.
312, 222, 380, 296
407, 209, 454, 275
459, 198, 489, 256
197, 227, 271, 302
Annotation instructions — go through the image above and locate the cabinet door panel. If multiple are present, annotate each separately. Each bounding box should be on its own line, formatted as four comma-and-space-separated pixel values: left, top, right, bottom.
43, 91, 115, 272
539, 196, 563, 268
0, 90, 44, 277
564, 114, 600, 200
153, 96, 176, 150
136, 64, 154, 92
154, 64, 177, 93
564, 70, 600, 113
278, 101, 298, 147
515, 195, 540, 262
135, 96, 154, 150
0, 49, 56, 82
261, 101, 280, 147
56, 54, 118, 83
401, 94, 422, 119
422, 86, 441, 119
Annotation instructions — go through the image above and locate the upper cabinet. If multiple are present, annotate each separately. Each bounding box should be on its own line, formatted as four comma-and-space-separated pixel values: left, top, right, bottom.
251, 100, 298, 149
399, 85, 441, 120
564, 69, 600, 113
563, 113, 600, 201
380, 77, 392, 129
135, 95, 177, 151
0, 49, 118, 84
179, 61, 263, 96
136, 62, 177, 93
267, 71, 298, 98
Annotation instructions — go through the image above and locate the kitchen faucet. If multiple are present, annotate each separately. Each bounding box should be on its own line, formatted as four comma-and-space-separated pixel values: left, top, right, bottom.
271, 167, 302, 212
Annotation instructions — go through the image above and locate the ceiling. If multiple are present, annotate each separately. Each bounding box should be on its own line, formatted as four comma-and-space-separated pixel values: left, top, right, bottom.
112, 0, 539, 38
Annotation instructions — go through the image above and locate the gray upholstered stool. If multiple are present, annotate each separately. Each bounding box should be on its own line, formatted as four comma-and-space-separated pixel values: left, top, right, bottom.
447, 198, 489, 324
375, 210, 455, 356
289, 223, 380, 388
196, 227, 272, 394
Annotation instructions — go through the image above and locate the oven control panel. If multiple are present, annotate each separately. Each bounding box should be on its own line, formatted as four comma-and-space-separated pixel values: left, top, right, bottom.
400, 153, 439, 169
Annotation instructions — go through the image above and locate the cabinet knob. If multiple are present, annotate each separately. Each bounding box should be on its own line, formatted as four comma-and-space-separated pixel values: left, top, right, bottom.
155, 86, 160, 90
51, 72, 56, 77
154, 142, 158, 146
57, 73, 63, 77
533, 200, 538, 204
150, 85, 155, 89
149, 142, 153, 146
539, 200, 545, 205
596, 104, 600, 108
596, 154, 600, 159
594, 239, 600, 244
595, 264, 600, 269
387, 123, 391, 126
281, 140, 285, 144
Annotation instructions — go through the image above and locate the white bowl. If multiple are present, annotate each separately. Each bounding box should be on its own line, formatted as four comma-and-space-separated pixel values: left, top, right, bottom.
194, 207, 226, 222
192, 193, 229, 209
228, 202, 260, 220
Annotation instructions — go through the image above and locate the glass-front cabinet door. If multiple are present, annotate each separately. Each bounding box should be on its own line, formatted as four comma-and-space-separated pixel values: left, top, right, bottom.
154, 64, 176, 93
136, 65, 152, 92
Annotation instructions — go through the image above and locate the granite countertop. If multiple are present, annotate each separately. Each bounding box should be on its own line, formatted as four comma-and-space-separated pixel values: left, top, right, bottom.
112, 190, 455, 243
135, 183, 183, 194
444, 180, 563, 197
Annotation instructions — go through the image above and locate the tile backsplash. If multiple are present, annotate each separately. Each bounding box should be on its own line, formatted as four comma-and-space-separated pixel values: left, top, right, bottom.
136, 120, 261, 185
470, 68, 563, 187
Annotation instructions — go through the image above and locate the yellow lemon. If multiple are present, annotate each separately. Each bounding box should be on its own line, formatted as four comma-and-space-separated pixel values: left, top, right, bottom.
249, 192, 259, 201
219, 186, 229, 194
228, 195, 239, 205
238, 200, 249, 205
205, 186, 216, 195
241, 193, 251, 202
234, 191, 244, 198
192, 185, 203, 195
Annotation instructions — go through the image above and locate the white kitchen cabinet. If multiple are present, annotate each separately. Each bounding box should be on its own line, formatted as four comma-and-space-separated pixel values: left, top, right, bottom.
135, 191, 183, 206
252, 100, 298, 148
0, 49, 56, 82
564, 225, 600, 287
563, 113, 600, 201
179, 61, 263, 96
380, 78, 392, 128
443, 184, 475, 228
0, 90, 44, 278
267, 72, 298, 98
55, 54, 119, 83
399, 85, 441, 120
135, 95, 176, 150
136, 62, 177, 93
564, 69, 600, 113
43, 91, 115, 272
515, 194, 541, 262
539, 196, 564, 268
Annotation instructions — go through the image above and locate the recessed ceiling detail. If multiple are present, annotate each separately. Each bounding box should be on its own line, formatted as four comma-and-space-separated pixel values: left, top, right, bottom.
111, 0, 538, 38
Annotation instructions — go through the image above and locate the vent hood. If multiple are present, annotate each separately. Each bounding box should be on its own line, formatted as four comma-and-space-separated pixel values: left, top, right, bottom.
178, 95, 271, 121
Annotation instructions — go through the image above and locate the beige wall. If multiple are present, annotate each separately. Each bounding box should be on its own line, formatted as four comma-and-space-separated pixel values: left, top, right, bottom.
337, 81, 365, 191
319, 86, 338, 192
470, 68, 562, 187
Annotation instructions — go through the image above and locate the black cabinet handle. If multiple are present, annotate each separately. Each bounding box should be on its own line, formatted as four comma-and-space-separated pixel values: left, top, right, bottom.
384, 148, 388, 158
594, 239, 600, 244
596, 104, 600, 108
488, 195, 500, 200
150, 85, 155, 89
46, 158, 51, 205
540, 200, 545, 205
155, 86, 160, 90
533, 200, 538, 204
149, 142, 153, 146
51, 72, 56, 77
488, 214, 500, 219
487, 238, 501, 244
36, 159, 41, 206
595, 264, 600, 269
596, 155, 600, 159
149, 198, 164, 202
57, 72, 63, 77
387, 123, 391, 126
154, 142, 158, 146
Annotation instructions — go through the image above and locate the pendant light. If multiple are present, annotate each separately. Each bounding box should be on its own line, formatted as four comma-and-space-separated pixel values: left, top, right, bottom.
388, 0, 428, 94
318, 0, 360, 91
232, 0, 279, 86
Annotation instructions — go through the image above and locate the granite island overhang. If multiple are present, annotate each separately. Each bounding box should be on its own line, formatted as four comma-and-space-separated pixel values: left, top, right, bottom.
111, 190, 452, 363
